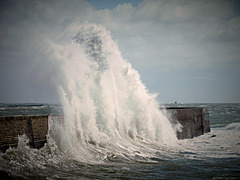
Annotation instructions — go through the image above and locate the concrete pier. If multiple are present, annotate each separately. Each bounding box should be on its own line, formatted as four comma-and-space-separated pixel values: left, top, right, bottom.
0, 107, 210, 152
166, 107, 210, 139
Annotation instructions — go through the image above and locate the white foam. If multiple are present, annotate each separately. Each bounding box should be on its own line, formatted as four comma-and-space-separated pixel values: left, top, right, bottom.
46, 24, 178, 163
176, 123, 240, 159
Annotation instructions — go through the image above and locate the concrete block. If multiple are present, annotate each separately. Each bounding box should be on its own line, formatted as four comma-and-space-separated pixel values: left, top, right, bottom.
166, 107, 210, 139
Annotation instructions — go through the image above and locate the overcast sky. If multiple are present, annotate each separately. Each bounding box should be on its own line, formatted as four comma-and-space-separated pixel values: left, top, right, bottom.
0, 0, 240, 104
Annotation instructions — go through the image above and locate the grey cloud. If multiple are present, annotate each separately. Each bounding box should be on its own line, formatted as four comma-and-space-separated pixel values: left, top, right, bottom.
0, 0, 94, 103
137, 0, 234, 22
0, 0, 239, 103
93, 0, 240, 70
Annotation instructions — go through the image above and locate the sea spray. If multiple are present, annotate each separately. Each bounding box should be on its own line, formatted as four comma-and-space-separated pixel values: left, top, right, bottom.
48, 24, 177, 163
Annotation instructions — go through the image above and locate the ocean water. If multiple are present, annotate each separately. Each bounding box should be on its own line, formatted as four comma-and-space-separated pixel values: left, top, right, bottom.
0, 103, 240, 179
1, 24, 240, 179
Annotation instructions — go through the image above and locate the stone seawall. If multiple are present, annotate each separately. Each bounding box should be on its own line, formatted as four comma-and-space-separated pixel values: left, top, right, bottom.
0, 107, 210, 152
0, 115, 48, 152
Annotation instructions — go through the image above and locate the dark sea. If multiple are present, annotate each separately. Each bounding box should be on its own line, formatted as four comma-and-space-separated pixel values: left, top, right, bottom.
0, 103, 240, 180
